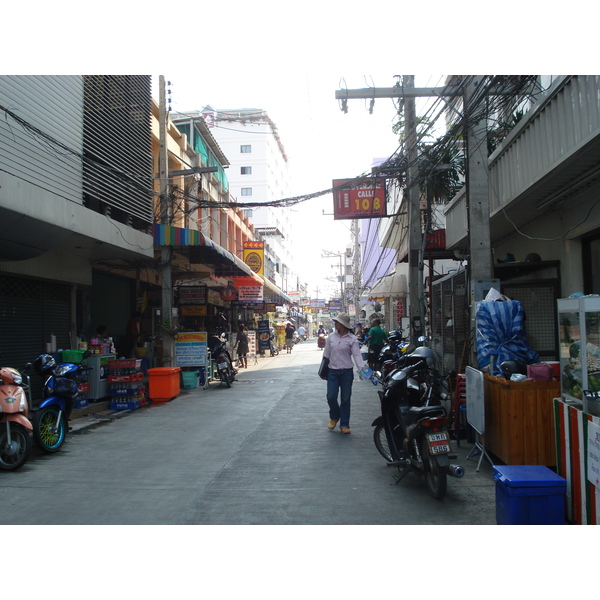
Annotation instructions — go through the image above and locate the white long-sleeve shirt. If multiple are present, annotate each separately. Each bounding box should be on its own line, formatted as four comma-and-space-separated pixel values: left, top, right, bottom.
323, 330, 364, 371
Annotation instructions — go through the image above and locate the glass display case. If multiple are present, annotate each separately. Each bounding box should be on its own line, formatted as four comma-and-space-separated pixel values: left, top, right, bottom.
557, 296, 600, 415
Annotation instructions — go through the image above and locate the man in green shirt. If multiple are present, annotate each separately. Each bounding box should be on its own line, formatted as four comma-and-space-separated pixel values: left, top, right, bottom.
366, 318, 387, 370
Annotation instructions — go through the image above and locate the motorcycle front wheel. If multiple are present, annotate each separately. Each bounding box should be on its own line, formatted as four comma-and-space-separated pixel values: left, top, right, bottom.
33, 407, 67, 453
0, 423, 31, 471
373, 423, 399, 462
420, 437, 447, 499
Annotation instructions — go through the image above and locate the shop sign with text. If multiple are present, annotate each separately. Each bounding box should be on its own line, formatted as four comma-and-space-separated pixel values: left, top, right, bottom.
244, 241, 264, 275
332, 178, 387, 220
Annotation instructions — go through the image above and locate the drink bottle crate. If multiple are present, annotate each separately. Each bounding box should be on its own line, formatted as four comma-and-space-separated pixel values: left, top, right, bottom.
110, 385, 142, 396
108, 372, 143, 383
110, 399, 141, 411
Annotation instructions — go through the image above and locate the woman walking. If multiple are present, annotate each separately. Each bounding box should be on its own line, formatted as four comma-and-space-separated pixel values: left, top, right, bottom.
321, 314, 364, 434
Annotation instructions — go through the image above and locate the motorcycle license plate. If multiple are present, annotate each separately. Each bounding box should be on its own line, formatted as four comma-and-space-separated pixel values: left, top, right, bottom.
218, 362, 228, 370
427, 432, 450, 454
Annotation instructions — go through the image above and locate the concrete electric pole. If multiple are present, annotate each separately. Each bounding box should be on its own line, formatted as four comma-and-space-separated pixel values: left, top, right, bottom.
159, 75, 174, 365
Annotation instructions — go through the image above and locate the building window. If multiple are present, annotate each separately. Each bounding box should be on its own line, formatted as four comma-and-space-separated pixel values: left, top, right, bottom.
241, 188, 252, 196
241, 145, 251, 153
241, 166, 252, 175
243, 209, 253, 218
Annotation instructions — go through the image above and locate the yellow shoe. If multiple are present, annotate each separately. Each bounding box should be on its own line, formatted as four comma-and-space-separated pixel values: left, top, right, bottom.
328, 420, 338, 430
340, 428, 351, 434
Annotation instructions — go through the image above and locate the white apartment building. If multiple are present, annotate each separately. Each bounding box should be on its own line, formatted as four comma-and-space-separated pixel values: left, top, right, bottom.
194, 107, 298, 294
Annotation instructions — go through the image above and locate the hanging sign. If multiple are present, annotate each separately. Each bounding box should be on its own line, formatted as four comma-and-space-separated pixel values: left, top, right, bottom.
244, 241, 265, 275
332, 177, 387, 220
178, 285, 207, 305
238, 286, 264, 303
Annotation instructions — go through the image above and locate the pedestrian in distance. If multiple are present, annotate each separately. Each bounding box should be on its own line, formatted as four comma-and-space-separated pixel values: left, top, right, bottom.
285, 321, 295, 353
234, 323, 249, 369
321, 313, 365, 434
366, 318, 387, 371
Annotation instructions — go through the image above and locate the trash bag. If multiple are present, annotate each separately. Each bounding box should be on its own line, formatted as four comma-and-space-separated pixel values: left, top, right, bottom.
476, 299, 539, 376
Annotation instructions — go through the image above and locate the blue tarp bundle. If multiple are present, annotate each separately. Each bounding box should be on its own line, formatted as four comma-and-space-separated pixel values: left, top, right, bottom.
476, 300, 539, 375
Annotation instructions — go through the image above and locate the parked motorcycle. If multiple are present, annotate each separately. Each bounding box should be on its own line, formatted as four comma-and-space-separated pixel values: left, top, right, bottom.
31, 350, 92, 453
208, 335, 236, 388
371, 347, 464, 499
269, 334, 279, 357
0, 363, 33, 471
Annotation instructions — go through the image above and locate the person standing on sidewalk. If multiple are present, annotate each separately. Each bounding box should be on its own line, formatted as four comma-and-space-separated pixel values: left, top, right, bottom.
234, 323, 249, 369
285, 321, 295, 353
366, 318, 387, 371
322, 313, 364, 434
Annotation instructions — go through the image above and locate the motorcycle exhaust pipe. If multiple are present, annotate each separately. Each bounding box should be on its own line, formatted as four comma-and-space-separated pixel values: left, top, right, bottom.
446, 464, 465, 478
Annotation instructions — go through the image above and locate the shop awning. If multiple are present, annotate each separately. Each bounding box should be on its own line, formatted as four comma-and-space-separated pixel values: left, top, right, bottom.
153, 224, 256, 278
368, 269, 408, 299
262, 276, 291, 304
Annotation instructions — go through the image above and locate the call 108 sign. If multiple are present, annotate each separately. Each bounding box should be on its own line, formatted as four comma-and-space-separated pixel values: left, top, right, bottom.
332, 178, 387, 220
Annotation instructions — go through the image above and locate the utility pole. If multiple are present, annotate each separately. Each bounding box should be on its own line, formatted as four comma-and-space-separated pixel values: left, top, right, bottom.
352, 219, 361, 320
404, 75, 424, 344
464, 77, 493, 279
322, 250, 346, 313
159, 75, 174, 366
335, 76, 497, 347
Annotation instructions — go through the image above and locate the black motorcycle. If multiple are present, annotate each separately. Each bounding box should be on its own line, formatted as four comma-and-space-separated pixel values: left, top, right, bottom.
371, 347, 464, 499
208, 335, 236, 388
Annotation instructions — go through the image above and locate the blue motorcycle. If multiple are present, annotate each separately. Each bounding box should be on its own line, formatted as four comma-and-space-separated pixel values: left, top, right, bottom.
31, 350, 92, 453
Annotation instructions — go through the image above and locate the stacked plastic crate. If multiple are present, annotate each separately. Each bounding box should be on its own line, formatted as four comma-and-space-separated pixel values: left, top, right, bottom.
108, 359, 147, 411
75, 377, 89, 409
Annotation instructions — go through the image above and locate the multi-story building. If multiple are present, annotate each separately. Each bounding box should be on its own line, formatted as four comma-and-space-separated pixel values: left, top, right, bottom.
0, 75, 274, 377
175, 107, 298, 296
0, 75, 155, 374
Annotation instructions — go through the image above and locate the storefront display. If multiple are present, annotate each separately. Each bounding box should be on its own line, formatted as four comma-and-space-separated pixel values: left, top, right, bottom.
555, 295, 600, 524
558, 295, 600, 415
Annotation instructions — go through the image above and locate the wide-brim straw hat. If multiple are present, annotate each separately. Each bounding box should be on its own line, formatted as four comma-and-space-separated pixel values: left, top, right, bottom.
332, 313, 353, 330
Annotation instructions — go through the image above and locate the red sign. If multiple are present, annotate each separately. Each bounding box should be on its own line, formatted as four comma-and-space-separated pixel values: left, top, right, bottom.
332, 178, 387, 220
397, 298, 404, 319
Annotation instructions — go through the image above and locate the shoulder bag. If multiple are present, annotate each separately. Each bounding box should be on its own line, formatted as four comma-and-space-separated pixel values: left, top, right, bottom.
318, 356, 329, 380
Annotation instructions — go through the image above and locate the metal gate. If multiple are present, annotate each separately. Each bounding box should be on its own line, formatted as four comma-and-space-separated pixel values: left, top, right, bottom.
500, 281, 559, 361
430, 269, 470, 374
0, 275, 71, 399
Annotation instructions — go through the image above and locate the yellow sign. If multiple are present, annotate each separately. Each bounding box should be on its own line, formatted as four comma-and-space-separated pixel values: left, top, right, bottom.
244, 241, 264, 275
180, 305, 207, 316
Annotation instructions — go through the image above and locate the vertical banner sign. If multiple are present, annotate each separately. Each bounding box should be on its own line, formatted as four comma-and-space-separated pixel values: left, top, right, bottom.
247, 331, 257, 359
332, 178, 387, 220
244, 241, 265, 275
258, 320, 271, 351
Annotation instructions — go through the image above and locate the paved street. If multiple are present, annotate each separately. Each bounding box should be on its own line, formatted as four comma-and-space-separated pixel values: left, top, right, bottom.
0, 340, 497, 525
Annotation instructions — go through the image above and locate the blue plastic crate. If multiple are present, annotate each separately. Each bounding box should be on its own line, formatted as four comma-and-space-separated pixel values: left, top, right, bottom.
110, 399, 141, 411
74, 397, 88, 409
493, 465, 567, 525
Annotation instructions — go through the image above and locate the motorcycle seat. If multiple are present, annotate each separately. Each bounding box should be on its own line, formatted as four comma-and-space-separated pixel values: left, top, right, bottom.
404, 405, 445, 424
